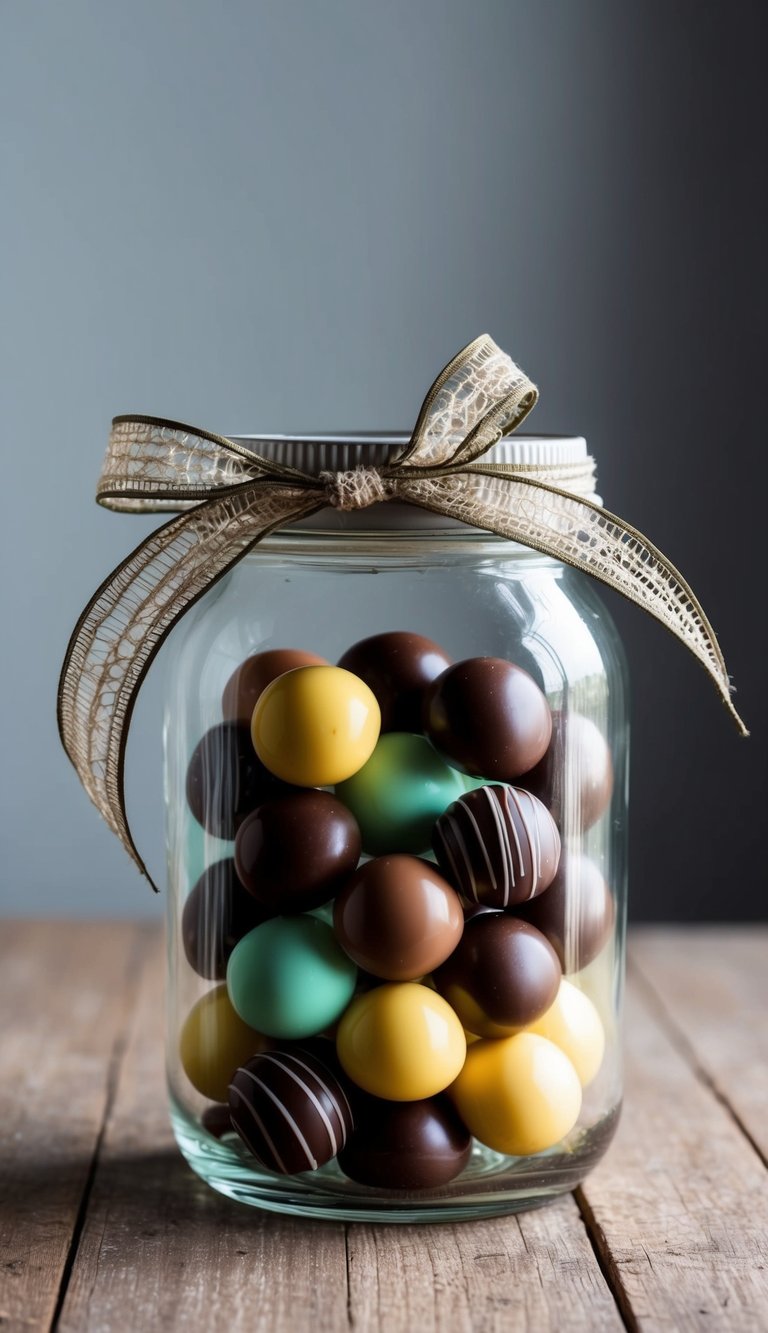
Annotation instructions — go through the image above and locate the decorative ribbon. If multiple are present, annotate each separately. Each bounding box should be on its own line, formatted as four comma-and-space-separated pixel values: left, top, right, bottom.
57, 335, 747, 890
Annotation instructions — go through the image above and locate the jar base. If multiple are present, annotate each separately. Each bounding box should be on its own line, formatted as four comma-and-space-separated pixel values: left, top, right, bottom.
170, 1092, 621, 1223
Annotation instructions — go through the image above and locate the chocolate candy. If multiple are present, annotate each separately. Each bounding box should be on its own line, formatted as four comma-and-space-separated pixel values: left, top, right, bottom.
514, 852, 615, 973
432, 913, 561, 1037
226, 915, 357, 1039
336, 732, 465, 855
433, 784, 561, 908
519, 712, 613, 831
182, 858, 272, 979
201, 1103, 234, 1139
338, 1093, 471, 1189
179, 985, 271, 1102
423, 657, 552, 781
229, 1046, 353, 1173
251, 665, 381, 786
336, 983, 466, 1101
333, 855, 464, 981
529, 979, 605, 1086
222, 647, 329, 724
234, 790, 361, 913
337, 631, 452, 732
186, 722, 289, 839
450, 1032, 582, 1156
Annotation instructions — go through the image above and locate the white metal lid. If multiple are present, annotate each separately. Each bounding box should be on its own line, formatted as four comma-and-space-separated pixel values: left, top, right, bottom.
228, 433, 597, 532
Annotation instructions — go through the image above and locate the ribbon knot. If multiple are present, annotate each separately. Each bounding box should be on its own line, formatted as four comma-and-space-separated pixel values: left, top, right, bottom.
57, 333, 747, 891
320, 466, 391, 510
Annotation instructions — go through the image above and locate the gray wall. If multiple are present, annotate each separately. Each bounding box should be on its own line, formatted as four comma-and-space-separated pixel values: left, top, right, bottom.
1, 0, 764, 919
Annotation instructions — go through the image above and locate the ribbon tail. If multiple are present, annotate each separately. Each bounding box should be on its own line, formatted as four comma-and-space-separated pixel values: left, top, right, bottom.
57, 486, 325, 888
397, 473, 748, 736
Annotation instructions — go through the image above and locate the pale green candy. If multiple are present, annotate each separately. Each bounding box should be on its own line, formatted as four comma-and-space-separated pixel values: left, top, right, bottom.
182, 815, 234, 892
226, 915, 357, 1038
336, 732, 466, 855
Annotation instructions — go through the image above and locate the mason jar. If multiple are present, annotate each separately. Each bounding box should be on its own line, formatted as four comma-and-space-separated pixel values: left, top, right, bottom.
164, 433, 628, 1222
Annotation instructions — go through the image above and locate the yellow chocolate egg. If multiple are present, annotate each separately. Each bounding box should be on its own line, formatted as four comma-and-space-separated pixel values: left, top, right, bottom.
450, 1032, 582, 1156
336, 982, 467, 1100
529, 978, 605, 1087
179, 985, 270, 1102
251, 665, 381, 786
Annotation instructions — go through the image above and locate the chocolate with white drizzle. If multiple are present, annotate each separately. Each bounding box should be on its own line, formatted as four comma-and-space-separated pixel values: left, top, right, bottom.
228, 1046, 353, 1174
432, 783, 560, 909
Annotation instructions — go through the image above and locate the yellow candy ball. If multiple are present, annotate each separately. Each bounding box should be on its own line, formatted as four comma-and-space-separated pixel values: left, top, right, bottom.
529, 978, 605, 1087
251, 665, 381, 786
336, 982, 467, 1101
179, 985, 270, 1102
450, 1032, 582, 1156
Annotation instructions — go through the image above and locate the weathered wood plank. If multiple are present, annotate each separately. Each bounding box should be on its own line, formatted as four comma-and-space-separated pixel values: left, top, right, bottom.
577, 957, 768, 1331
346, 1202, 623, 1332
56, 929, 350, 1333
630, 927, 768, 1163
0, 921, 146, 1333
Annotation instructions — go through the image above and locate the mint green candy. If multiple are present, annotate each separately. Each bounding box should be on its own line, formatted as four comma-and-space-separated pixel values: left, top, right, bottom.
336, 732, 466, 855
226, 916, 357, 1038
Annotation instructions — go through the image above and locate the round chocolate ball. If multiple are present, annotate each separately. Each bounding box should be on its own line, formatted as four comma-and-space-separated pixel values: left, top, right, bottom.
333, 854, 464, 981
518, 712, 614, 831
229, 1046, 354, 1174
338, 1093, 471, 1190
433, 913, 561, 1037
186, 722, 290, 839
514, 852, 615, 973
337, 631, 452, 732
182, 858, 272, 980
433, 784, 561, 908
234, 790, 361, 913
335, 732, 465, 856
201, 1103, 234, 1140
222, 647, 328, 724
423, 657, 552, 781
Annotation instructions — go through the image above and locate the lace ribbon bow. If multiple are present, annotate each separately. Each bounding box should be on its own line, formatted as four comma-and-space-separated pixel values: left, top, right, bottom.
57, 335, 746, 889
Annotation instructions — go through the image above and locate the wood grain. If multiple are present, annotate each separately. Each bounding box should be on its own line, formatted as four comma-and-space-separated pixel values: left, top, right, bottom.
577, 953, 768, 1331
630, 927, 768, 1164
0, 921, 147, 1333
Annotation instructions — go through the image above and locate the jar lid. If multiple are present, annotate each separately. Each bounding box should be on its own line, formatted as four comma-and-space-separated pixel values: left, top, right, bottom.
228, 433, 598, 532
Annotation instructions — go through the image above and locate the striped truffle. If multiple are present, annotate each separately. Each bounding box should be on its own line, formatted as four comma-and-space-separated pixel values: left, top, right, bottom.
432, 784, 560, 908
228, 1046, 353, 1174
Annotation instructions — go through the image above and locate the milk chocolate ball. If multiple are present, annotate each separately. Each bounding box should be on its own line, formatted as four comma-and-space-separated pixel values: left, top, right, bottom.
182, 858, 272, 979
186, 722, 290, 839
333, 855, 464, 981
338, 1093, 471, 1189
337, 631, 452, 732
433, 913, 561, 1037
514, 852, 615, 973
519, 712, 613, 831
423, 657, 552, 780
433, 784, 560, 908
235, 790, 361, 913
222, 648, 328, 724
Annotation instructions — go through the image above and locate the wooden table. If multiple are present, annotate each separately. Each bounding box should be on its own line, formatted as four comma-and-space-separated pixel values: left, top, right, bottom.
1, 924, 766, 1332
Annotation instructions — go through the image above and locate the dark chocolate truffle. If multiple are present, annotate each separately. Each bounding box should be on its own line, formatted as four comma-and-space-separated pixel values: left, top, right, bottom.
337, 631, 452, 732
222, 648, 328, 724
201, 1103, 234, 1140
186, 722, 290, 839
182, 858, 272, 980
432, 913, 561, 1037
514, 852, 615, 973
234, 790, 361, 913
423, 657, 552, 780
333, 855, 464, 981
338, 1093, 471, 1189
228, 1046, 353, 1173
433, 784, 561, 908
518, 712, 614, 831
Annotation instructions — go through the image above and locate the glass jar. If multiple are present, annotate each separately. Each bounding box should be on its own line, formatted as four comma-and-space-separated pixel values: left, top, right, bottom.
164, 433, 628, 1222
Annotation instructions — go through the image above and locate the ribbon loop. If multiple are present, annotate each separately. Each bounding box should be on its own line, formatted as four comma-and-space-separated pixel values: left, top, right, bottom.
58, 334, 747, 891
